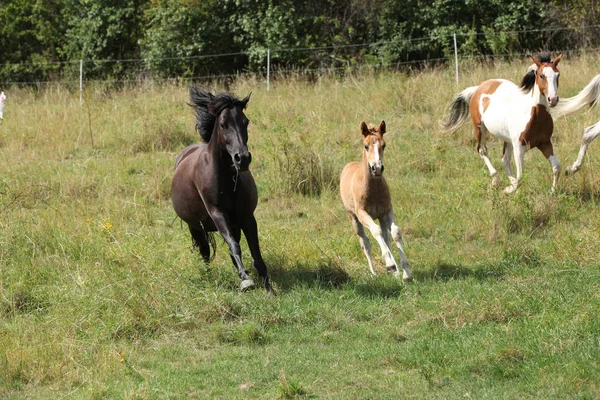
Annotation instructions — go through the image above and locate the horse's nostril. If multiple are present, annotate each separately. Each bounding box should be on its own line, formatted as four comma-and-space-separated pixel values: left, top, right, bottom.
234, 153, 241, 162
381, 165, 385, 173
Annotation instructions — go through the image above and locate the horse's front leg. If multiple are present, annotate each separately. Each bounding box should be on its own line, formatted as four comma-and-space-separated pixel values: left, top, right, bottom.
539, 141, 561, 194
356, 209, 397, 273
209, 209, 254, 291
566, 122, 600, 176
242, 215, 274, 294
381, 213, 412, 281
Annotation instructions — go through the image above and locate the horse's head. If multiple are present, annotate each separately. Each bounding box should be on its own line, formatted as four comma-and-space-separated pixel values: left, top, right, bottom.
216, 92, 252, 171
531, 54, 562, 107
360, 121, 386, 177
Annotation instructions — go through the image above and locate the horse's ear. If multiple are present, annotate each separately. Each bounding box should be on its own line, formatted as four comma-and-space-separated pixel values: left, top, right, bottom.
360, 121, 369, 137
552, 53, 563, 66
530, 55, 542, 68
241, 92, 252, 108
379, 120, 386, 135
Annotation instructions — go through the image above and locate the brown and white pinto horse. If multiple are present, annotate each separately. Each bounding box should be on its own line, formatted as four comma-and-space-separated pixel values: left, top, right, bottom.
548, 74, 600, 175
340, 121, 412, 281
441, 54, 563, 193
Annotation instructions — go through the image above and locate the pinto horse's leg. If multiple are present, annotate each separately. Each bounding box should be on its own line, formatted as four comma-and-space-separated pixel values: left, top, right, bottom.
566, 122, 600, 176
242, 215, 274, 294
382, 213, 412, 282
538, 141, 561, 194
502, 142, 515, 187
348, 213, 376, 276
209, 210, 254, 291
356, 210, 397, 276
506, 143, 526, 194
476, 125, 499, 187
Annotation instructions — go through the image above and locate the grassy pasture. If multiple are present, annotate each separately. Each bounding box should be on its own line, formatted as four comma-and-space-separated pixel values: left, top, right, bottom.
1, 55, 600, 399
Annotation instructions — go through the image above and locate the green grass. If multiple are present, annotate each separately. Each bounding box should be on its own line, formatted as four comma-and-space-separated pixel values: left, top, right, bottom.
1, 56, 600, 399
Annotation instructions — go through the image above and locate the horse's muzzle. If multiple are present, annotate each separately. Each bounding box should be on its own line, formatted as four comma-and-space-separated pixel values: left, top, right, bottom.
370, 164, 384, 176
233, 151, 252, 171
548, 96, 559, 107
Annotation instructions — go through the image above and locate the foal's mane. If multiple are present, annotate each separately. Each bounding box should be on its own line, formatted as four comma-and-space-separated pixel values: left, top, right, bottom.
520, 53, 552, 93
188, 86, 248, 143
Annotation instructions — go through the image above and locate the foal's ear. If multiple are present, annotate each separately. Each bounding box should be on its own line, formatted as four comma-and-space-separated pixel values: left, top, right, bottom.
552, 53, 563, 66
360, 121, 369, 137
241, 92, 252, 108
379, 120, 386, 135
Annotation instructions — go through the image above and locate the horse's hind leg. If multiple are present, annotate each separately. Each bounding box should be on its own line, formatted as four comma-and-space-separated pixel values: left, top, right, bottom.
348, 212, 376, 276
242, 215, 274, 294
189, 225, 211, 264
382, 213, 412, 282
566, 122, 600, 176
475, 124, 499, 187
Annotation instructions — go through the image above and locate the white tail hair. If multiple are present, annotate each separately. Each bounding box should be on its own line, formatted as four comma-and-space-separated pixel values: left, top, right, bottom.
550, 74, 600, 120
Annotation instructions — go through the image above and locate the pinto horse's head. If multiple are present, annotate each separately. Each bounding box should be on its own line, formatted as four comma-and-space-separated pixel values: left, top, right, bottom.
360, 121, 386, 177
531, 54, 562, 107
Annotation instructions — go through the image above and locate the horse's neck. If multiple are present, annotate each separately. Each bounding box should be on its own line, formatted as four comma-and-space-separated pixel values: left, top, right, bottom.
531, 83, 550, 110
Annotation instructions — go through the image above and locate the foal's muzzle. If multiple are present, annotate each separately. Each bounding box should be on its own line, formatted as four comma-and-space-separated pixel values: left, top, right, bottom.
370, 163, 384, 176
233, 151, 252, 171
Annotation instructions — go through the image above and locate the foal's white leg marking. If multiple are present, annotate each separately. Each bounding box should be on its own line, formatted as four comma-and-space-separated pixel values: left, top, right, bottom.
351, 215, 376, 275
357, 209, 397, 275
379, 217, 396, 269
566, 122, 600, 175
387, 214, 412, 282
548, 155, 561, 194
506, 144, 526, 194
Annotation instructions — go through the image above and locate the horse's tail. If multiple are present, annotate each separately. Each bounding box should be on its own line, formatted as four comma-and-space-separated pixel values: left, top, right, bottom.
551, 74, 600, 120
439, 86, 477, 133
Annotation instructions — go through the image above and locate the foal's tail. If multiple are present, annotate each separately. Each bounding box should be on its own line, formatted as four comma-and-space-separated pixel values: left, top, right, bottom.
551, 74, 600, 120
439, 86, 477, 133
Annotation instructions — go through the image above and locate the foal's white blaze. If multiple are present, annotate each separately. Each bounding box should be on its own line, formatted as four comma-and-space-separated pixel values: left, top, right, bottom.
542, 66, 560, 107
369, 140, 383, 174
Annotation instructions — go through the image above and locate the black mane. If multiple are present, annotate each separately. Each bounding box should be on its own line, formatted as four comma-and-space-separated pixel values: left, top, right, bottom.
188, 87, 248, 143
520, 53, 552, 93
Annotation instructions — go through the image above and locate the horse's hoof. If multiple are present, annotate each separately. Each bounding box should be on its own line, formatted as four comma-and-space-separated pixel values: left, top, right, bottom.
402, 273, 413, 282
386, 265, 398, 273
565, 167, 577, 176
504, 186, 517, 194
240, 279, 255, 292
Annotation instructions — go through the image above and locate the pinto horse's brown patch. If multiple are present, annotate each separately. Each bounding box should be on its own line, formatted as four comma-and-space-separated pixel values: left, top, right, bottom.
519, 105, 554, 150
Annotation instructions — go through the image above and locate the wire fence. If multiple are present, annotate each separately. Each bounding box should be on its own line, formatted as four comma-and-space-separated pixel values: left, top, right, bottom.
1, 25, 600, 95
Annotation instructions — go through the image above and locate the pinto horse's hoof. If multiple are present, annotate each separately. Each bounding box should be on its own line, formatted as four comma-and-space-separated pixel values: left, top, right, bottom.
240, 279, 255, 292
386, 265, 398, 273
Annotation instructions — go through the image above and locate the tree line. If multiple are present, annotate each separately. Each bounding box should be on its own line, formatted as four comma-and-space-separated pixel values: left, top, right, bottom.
0, 0, 597, 83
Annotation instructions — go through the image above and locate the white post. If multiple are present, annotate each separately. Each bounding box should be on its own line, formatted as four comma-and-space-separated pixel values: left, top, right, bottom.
79, 60, 83, 105
266, 48, 270, 91
453, 33, 459, 84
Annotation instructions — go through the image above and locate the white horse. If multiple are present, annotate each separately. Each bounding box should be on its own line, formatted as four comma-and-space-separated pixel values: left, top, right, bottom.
546, 74, 600, 175
441, 54, 562, 194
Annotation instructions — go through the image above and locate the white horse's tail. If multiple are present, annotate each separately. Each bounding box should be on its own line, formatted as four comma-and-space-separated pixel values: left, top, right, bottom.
551, 74, 600, 120
439, 86, 477, 133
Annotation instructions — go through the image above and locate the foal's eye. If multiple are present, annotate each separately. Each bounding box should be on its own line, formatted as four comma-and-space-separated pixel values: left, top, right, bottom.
364, 145, 369, 150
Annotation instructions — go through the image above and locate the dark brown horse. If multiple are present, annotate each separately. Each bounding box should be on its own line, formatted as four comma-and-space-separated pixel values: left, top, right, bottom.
172, 87, 273, 293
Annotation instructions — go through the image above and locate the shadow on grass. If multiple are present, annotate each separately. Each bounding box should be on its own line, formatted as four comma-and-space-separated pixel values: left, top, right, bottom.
414, 262, 508, 282
267, 256, 352, 291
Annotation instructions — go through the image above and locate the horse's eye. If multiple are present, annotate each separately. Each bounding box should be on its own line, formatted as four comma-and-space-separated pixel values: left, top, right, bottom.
540, 74, 546, 79
381, 145, 386, 150
364, 145, 369, 150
